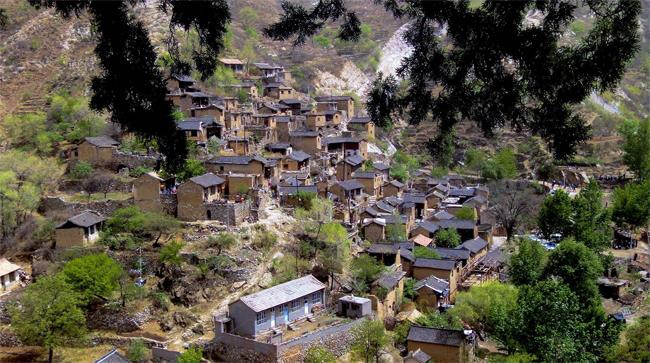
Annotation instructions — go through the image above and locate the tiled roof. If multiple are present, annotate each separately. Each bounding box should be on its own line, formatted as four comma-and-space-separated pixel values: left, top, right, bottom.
343, 155, 365, 166
170, 74, 195, 83
288, 150, 311, 162
377, 270, 406, 290
314, 95, 353, 102
57, 210, 105, 229
278, 185, 318, 195
290, 130, 320, 137
448, 188, 476, 197
189, 173, 225, 188
432, 210, 456, 220
414, 275, 449, 294
457, 237, 489, 254
209, 155, 268, 165
349, 116, 372, 124
373, 162, 390, 171
337, 179, 364, 191
323, 136, 362, 145
413, 258, 457, 270
407, 326, 467, 347
84, 136, 119, 147
237, 275, 325, 312
433, 247, 471, 261
352, 171, 377, 179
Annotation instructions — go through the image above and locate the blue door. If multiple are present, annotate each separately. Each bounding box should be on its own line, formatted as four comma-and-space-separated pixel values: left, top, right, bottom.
284, 304, 289, 323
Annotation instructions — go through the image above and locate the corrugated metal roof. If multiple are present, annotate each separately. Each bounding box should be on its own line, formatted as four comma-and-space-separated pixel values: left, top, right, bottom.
238, 275, 325, 312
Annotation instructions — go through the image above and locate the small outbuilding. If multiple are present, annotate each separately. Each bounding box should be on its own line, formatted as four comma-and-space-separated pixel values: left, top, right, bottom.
55, 210, 105, 249
337, 295, 372, 318
0, 259, 22, 291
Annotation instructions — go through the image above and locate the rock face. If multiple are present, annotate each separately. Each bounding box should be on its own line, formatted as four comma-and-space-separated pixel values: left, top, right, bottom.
376, 22, 413, 77
87, 306, 151, 333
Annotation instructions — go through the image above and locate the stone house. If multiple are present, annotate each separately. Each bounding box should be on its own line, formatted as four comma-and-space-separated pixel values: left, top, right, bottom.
252, 62, 284, 79
0, 259, 22, 291
383, 180, 405, 198
351, 171, 383, 198
225, 111, 243, 131
348, 116, 375, 139
190, 103, 225, 124
322, 136, 367, 158
407, 326, 475, 363
426, 191, 446, 209
279, 99, 302, 114
166, 74, 196, 91
178, 116, 223, 144
336, 155, 365, 181
177, 173, 226, 221
133, 172, 176, 213
363, 218, 387, 243
403, 192, 429, 219
266, 143, 292, 156
413, 258, 461, 298
222, 97, 239, 111
227, 275, 326, 338
227, 137, 249, 156
275, 116, 292, 142
219, 58, 244, 74
263, 83, 294, 100
289, 131, 321, 156
372, 162, 390, 181
282, 150, 311, 172
305, 113, 326, 131
226, 174, 257, 199
166, 90, 193, 115
55, 210, 105, 249
257, 103, 281, 115
71, 136, 120, 165
373, 269, 406, 319
457, 237, 489, 264
322, 110, 342, 128
414, 275, 450, 309
277, 185, 318, 207
206, 155, 272, 184
366, 243, 414, 276
433, 248, 471, 270
330, 179, 365, 203
314, 96, 354, 117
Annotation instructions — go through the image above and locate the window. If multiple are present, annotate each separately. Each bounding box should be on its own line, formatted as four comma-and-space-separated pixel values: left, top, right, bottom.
311, 291, 322, 304
190, 130, 198, 137
290, 299, 301, 312
256, 311, 268, 325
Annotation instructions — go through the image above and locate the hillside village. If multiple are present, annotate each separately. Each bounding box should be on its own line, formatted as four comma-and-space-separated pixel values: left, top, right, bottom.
0, 52, 647, 363
1, 1, 650, 363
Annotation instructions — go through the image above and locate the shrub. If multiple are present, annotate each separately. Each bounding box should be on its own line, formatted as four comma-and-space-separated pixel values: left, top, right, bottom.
126, 339, 148, 362
414, 246, 440, 259
253, 227, 277, 251
69, 161, 93, 180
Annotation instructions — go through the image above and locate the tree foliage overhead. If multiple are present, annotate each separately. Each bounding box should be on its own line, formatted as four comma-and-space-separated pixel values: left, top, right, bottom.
28, 0, 231, 173
268, 0, 641, 159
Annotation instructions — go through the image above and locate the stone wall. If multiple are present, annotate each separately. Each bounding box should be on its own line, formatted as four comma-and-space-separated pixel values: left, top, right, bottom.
38, 196, 133, 217
278, 319, 362, 363
204, 201, 251, 226
112, 151, 159, 170
160, 194, 178, 216
206, 332, 278, 363
0, 330, 22, 347
87, 306, 151, 333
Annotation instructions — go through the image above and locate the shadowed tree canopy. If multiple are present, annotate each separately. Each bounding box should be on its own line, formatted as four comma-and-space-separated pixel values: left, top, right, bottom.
267, 0, 641, 159
27, 0, 231, 173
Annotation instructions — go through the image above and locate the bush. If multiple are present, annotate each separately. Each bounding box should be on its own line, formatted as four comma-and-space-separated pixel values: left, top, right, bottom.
129, 166, 151, 178
304, 345, 336, 363
149, 291, 170, 311
126, 339, 148, 362
253, 226, 277, 251
69, 161, 93, 180
455, 206, 476, 220
414, 246, 440, 259
435, 228, 461, 248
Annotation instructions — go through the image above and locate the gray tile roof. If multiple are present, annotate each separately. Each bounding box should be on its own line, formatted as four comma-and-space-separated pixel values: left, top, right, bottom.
349, 116, 372, 124
352, 171, 378, 179
377, 270, 406, 290
433, 219, 476, 230
170, 74, 195, 83
237, 275, 325, 312
288, 150, 311, 162
386, 179, 404, 188
280, 99, 302, 105
189, 173, 225, 188
407, 326, 466, 347
290, 130, 320, 137
384, 196, 404, 207
433, 247, 471, 261
57, 210, 105, 229
414, 275, 450, 294
343, 155, 365, 166
457, 237, 489, 254
375, 201, 395, 214
448, 188, 476, 197
413, 258, 457, 270
415, 221, 440, 234
314, 95, 352, 102
410, 348, 432, 363
267, 143, 291, 151
366, 243, 398, 255
337, 179, 364, 191
209, 155, 268, 165
95, 348, 130, 363
373, 162, 390, 171
84, 136, 119, 147
432, 210, 456, 220
323, 136, 362, 145
403, 192, 426, 204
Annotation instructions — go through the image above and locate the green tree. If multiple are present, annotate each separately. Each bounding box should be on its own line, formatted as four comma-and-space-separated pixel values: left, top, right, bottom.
413, 246, 440, 259
494, 148, 518, 179
304, 345, 336, 363
10, 275, 87, 363
126, 339, 148, 362
609, 316, 650, 363
366, 72, 399, 128
159, 241, 184, 267
238, 6, 258, 28
542, 238, 603, 306
177, 346, 203, 363
2, 112, 56, 156
434, 228, 461, 248
318, 222, 351, 286
572, 180, 612, 251
612, 181, 650, 231
206, 232, 236, 255
415, 311, 463, 330
508, 238, 547, 286
450, 281, 519, 351
465, 148, 486, 176
176, 159, 206, 182
69, 161, 94, 180
60, 253, 123, 304
513, 280, 614, 363
385, 214, 406, 241
48, 92, 105, 143
620, 118, 650, 180
351, 255, 385, 288
455, 206, 476, 220
537, 189, 573, 238
350, 319, 390, 363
